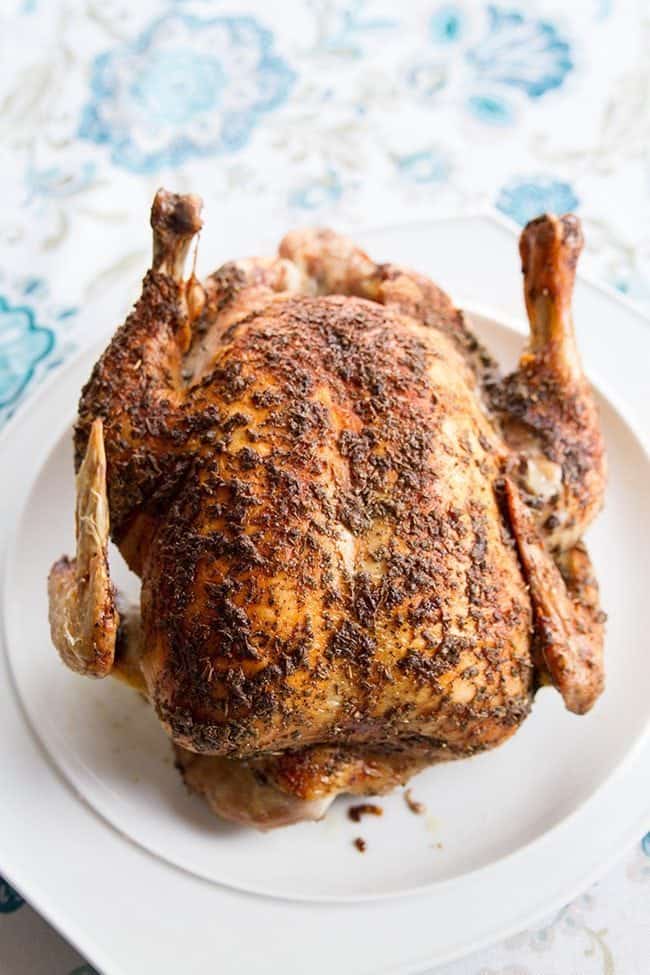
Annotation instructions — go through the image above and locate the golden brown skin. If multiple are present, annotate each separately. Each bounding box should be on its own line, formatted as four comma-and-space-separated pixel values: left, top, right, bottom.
492, 215, 606, 551
48, 191, 606, 828
174, 742, 437, 829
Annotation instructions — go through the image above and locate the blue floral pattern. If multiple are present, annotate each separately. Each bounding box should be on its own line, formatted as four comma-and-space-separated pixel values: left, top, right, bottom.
466, 6, 573, 99
311, 0, 397, 57
430, 5, 466, 43
412, 4, 574, 124
466, 92, 515, 125
0, 875, 24, 914
496, 176, 579, 224
289, 170, 343, 210
0, 295, 54, 412
25, 161, 97, 202
79, 13, 295, 172
627, 831, 650, 883
396, 148, 451, 184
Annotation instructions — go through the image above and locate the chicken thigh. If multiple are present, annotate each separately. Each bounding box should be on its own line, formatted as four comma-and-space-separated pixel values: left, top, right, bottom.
48, 191, 605, 828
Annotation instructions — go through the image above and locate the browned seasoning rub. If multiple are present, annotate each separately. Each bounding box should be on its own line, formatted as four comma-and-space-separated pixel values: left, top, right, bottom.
46, 191, 607, 831
348, 802, 383, 823
354, 837, 367, 853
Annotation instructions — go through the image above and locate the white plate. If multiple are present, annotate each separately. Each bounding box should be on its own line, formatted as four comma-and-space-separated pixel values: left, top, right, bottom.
1, 215, 649, 972
5, 313, 650, 904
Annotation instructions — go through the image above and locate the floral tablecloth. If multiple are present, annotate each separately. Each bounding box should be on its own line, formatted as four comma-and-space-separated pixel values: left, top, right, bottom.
1, 0, 649, 972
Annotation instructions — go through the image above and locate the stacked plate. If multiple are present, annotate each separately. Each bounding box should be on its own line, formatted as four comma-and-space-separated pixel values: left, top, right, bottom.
1, 217, 648, 974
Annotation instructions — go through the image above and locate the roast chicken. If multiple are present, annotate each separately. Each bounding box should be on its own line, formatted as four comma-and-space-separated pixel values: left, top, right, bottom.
48, 190, 606, 829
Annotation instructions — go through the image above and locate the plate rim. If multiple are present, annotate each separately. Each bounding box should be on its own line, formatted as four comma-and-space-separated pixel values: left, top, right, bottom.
3, 308, 650, 906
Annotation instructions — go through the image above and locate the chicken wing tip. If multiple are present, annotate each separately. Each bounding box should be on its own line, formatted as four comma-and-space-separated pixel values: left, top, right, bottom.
151, 189, 203, 280
520, 212, 583, 270
151, 188, 203, 236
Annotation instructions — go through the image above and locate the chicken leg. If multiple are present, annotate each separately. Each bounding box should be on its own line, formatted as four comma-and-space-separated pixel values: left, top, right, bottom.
494, 214, 606, 550
493, 215, 606, 713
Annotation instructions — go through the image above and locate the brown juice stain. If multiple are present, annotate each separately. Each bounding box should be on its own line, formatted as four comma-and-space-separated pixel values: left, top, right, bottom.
425, 813, 441, 835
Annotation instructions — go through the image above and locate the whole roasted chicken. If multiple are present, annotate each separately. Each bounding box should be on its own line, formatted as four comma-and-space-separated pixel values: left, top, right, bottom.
48, 190, 606, 829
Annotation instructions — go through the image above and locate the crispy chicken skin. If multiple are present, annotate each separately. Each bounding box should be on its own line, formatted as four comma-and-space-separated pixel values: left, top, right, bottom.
48, 191, 606, 829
